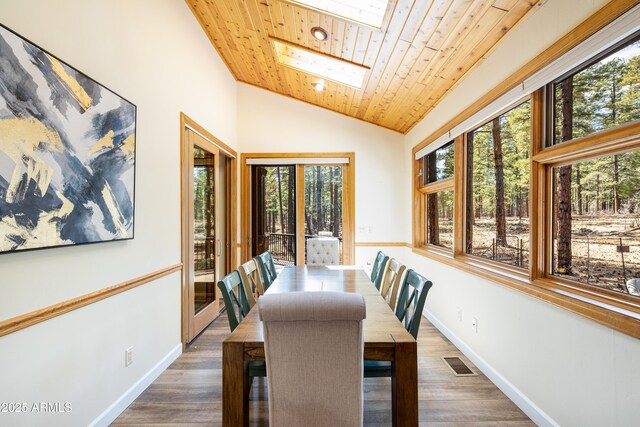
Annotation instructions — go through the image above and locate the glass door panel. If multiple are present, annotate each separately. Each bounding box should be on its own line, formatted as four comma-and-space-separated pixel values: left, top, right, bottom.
303, 165, 343, 261
251, 165, 296, 265
193, 146, 215, 315
185, 129, 221, 342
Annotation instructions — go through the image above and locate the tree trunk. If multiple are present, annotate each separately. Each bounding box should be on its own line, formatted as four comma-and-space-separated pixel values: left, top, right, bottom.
333, 166, 342, 237
466, 133, 474, 253
613, 155, 620, 213
329, 167, 334, 234
596, 174, 600, 213
557, 77, 573, 274
576, 165, 583, 216
287, 167, 295, 255
427, 154, 439, 245
305, 174, 312, 235
276, 167, 285, 233
315, 166, 322, 234
492, 118, 507, 246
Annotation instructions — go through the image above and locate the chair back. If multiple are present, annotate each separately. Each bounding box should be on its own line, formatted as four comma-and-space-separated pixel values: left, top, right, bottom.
217, 270, 251, 332
370, 251, 389, 290
379, 258, 406, 311
306, 237, 340, 265
259, 292, 366, 427
238, 259, 264, 307
395, 269, 433, 339
256, 251, 277, 289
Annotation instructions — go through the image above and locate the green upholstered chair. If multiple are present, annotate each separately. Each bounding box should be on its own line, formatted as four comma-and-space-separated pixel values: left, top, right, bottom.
217, 270, 266, 378
370, 251, 389, 290
217, 270, 252, 332
364, 269, 433, 378
256, 251, 278, 289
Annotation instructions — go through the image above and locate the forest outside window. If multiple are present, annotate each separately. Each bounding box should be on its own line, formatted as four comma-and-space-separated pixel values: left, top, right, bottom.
552, 35, 640, 146
411, 15, 640, 337
465, 101, 531, 268
551, 151, 640, 297
419, 142, 454, 250
422, 141, 454, 185
426, 190, 454, 249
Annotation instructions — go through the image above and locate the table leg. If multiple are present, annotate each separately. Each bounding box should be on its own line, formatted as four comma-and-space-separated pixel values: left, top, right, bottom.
392, 340, 418, 426
223, 340, 249, 427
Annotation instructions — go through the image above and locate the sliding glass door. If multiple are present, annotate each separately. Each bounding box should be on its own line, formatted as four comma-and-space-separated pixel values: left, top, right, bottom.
248, 160, 349, 265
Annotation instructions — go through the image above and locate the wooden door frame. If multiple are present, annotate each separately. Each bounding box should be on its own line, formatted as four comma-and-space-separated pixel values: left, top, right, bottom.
240, 152, 355, 266
180, 113, 237, 345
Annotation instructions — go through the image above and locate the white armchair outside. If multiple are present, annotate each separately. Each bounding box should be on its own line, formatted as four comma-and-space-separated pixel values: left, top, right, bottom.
306, 237, 340, 265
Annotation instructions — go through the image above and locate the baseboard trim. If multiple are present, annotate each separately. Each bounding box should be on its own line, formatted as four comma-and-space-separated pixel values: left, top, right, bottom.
89, 343, 182, 427
424, 311, 558, 427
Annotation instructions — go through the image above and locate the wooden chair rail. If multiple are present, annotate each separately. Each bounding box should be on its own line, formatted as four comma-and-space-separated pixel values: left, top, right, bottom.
0, 263, 182, 337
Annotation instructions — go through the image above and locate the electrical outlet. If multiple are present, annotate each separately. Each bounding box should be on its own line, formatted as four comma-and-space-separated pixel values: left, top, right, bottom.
457, 308, 462, 322
125, 346, 133, 367
471, 317, 478, 333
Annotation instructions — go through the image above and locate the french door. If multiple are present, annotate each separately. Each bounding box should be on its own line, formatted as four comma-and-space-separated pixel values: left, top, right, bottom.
244, 154, 355, 266
183, 128, 231, 342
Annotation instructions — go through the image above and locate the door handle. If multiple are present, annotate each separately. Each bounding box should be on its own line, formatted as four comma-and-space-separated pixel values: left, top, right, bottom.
217, 240, 222, 256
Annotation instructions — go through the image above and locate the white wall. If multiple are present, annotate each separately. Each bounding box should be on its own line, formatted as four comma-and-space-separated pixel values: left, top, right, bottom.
0, 0, 237, 425
2, 0, 640, 426
237, 84, 408, 255
404, 0, 640, 425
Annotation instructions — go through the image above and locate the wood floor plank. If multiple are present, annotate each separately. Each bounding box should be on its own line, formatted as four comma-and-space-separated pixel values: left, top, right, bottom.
113, 312, 533, 426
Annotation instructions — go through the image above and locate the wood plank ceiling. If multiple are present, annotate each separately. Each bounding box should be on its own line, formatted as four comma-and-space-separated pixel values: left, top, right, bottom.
187, 0, 541, 133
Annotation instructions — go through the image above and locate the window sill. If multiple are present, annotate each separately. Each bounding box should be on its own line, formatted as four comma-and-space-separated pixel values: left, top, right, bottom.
412, 245, 640, 339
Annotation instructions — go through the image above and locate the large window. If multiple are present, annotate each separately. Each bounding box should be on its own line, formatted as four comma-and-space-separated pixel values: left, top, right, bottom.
411, 22, 640, 338
552, 151, 640, 295
465, 101, 531, 268
422, 141, 454, 185
553, 36, 640, 145
417, 142, 455, 251
426, 190, 454, 249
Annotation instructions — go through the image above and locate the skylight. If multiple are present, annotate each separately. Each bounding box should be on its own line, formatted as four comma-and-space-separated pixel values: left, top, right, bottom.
272, 39, 369, 89
288, 0, 390, 29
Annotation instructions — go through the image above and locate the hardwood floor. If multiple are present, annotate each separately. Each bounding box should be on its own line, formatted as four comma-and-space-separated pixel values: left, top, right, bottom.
113, 313, 534, 426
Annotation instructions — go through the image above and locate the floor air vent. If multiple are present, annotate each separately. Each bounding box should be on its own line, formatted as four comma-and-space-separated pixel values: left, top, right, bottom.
441, 357, 477, 376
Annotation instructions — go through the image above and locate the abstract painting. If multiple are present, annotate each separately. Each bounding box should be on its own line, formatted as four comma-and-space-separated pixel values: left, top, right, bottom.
0, 24, 136, 254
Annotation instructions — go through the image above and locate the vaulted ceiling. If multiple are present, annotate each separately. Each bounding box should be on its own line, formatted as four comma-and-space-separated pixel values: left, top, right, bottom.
187, 0, 540, 133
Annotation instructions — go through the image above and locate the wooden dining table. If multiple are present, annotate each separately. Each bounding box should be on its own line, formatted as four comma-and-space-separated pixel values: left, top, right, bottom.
222, 265, 419, 426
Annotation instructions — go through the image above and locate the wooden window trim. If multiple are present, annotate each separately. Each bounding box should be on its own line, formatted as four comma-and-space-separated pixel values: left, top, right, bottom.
410, 0, 640, 340
419, 177, 454, 194
533, 119, 640, 166
411, 245, 640, 339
